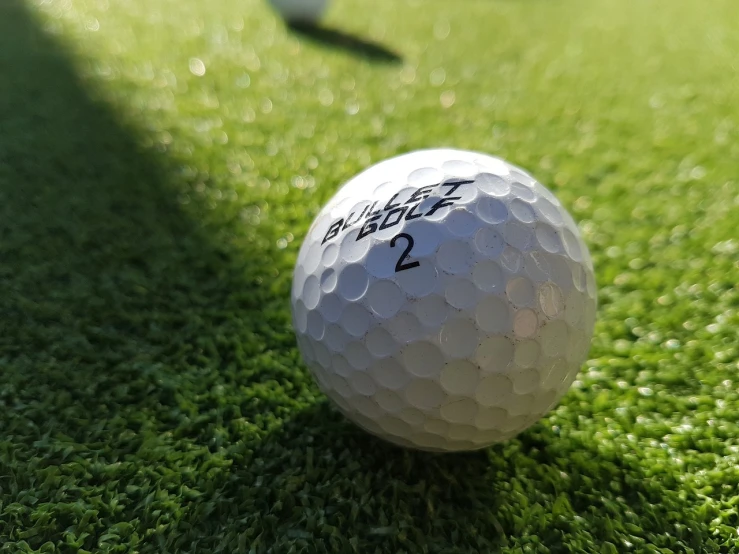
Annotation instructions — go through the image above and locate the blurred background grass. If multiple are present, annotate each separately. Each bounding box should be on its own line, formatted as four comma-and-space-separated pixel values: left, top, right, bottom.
1, 0, 739, 552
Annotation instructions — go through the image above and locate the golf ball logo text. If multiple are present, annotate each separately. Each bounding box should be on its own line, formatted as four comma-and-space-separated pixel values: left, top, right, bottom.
321, 178, 474, 254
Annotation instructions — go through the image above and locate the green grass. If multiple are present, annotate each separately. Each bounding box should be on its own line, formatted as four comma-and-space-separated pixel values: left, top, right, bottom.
2, 0, 739, 551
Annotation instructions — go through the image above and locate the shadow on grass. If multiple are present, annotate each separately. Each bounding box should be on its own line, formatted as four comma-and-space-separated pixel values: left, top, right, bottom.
0, 2, 292, 439
0, 0, 299, 549
180, 403, 711, 552
288, 22, 402, 63
0, 1, 713, 552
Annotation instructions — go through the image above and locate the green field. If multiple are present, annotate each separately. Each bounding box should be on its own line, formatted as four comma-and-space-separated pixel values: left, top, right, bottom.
2, 0, 739, 551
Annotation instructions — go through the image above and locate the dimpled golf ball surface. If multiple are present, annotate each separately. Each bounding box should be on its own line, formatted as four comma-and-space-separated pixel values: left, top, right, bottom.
291, 149, 597, 452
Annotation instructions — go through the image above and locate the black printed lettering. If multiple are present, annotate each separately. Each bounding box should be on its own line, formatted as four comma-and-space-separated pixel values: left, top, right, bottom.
342, 205, 369, 230
441, 179, 473, 196
384, 193, 401, 211
405, 185, 437, 204
379, 206, 408, 230
366, 201, 382, 218
391, 233, 420, 272
329, 179, 468, 245
322, 219, 343, 244
405, 203, 423, 221
425, 196, 461, 217
357, 215, 381, 240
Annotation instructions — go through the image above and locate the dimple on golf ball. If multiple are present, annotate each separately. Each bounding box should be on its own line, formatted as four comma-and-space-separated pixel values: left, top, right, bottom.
291, 149, 597, 452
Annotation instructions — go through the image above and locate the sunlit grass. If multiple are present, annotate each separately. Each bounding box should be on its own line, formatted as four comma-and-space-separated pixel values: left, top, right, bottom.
2, 0, 738, 551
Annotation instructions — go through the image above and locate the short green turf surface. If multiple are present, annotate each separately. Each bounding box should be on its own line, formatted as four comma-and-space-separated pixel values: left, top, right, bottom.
2, 0, 739, 552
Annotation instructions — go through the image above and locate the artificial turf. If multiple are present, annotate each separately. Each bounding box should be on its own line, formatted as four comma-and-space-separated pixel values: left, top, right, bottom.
2, 0, 739, 551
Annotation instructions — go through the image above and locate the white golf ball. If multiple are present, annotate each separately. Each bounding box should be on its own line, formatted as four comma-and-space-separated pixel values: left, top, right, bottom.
268, 0, 328, 24
291, 149, 597, 452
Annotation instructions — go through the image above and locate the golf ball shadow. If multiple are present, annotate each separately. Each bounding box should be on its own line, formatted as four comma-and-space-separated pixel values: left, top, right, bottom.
287, 23, 402, 64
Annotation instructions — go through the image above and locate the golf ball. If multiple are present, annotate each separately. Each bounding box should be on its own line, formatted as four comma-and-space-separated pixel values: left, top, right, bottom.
268, 0, 328, 24
291, 149, 597, 452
